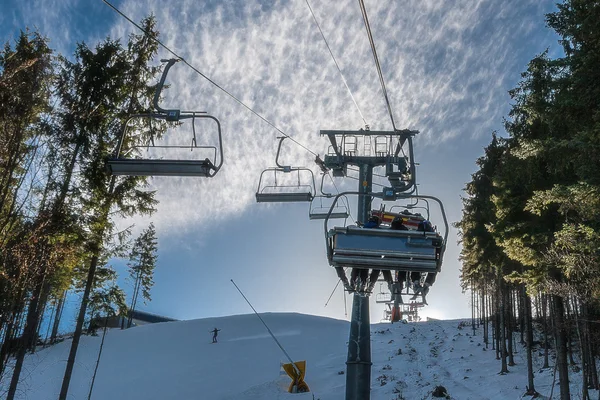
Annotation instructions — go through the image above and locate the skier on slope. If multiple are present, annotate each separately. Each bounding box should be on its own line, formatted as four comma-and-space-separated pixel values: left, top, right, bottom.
211, 328, 221, 343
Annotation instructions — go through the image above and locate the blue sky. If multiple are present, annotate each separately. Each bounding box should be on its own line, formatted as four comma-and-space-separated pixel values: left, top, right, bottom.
2, 0, 561, 323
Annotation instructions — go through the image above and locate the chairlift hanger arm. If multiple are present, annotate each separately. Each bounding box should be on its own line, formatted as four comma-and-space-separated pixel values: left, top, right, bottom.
153, 58, 180, 114
275, 136, 290, 170
154, 59, 211, 119
318, 173, 333, 197
274, 136, 310, 172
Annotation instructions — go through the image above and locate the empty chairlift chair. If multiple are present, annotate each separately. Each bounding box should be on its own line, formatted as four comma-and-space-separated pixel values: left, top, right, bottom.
375, 283, 392, 304
256, 137, 317, 203
106, 59, 224, 178
308, 174, 350, 220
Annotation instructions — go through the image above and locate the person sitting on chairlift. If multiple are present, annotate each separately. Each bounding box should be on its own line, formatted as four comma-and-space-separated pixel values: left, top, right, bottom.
364, 215, 380, 229
417, 219, 434, 232
391, 216, 408, 230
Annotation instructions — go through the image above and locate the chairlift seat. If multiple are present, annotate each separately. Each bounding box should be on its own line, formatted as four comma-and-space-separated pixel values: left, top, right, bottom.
309, 211, 350, 220
107, 158, 215, 177
255, 192, 314, 203
327, 226, 442, 272
309, 203, 350, 220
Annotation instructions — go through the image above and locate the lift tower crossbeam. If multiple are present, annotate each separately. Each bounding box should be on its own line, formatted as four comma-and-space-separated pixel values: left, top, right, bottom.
320, 129, 417, 400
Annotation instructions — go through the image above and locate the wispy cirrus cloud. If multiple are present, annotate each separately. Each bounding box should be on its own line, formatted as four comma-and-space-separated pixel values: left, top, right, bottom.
2, 0, 558, 238
106, 0, 557, 237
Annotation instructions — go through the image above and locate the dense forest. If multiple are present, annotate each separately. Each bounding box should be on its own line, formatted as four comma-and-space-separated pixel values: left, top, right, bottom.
456, 1, 600, 399
0, 16, 159, 399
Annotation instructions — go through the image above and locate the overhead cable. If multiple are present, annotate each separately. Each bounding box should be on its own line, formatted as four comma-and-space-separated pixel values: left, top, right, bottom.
102, 0, 319, 157
357, 0, 397, 131
305, 0, 368, 128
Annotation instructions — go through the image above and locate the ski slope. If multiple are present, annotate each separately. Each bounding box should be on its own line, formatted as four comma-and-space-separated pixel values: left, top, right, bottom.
3, 313, 594, 399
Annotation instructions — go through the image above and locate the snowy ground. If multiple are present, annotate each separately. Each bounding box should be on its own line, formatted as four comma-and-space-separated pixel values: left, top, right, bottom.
2, 313, 596, 399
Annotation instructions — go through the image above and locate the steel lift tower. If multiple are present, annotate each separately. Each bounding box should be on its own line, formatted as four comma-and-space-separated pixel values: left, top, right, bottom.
320, 128, 418, 400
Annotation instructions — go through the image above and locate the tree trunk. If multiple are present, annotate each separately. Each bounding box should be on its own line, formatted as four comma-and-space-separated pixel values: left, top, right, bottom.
41, 298, 55, 345
50, 290, 67, 344
499, 272, 509, 374
6, 241, 53, 399
552, 294, 571, 400
60, 252, 101, 400
573, 299, 589, 400
507, 287, 515, 367
127, 270, 142, 329
523, 287, 537, 396
564, 297, 577, 366
582, 303, 598, 391
542, 293, 549, 369
87, 315, 110, 400
492, 290, 497, 353
483, 287, 489, 349
0, 294, 25, 381
6, 283, 44, 400
471, 282, 476, 336
519, 288, 525, 345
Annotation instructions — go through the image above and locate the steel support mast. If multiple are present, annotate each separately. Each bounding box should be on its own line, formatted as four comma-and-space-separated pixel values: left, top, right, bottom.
320, 129, 417, 400
345, 163, 373, 400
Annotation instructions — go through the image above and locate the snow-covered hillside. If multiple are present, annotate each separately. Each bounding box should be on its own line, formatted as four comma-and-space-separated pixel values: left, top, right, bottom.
3, 313, 595, 399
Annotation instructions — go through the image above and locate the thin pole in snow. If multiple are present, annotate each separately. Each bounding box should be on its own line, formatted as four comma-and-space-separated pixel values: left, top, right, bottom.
325, 279, 342, 307
230, 279, 302, 377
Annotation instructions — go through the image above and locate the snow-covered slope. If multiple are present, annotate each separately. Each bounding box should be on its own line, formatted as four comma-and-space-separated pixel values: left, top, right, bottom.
3, 313, 595, 399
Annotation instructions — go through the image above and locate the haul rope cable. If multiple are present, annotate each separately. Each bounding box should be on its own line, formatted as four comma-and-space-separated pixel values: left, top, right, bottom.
358, 0, 398, 131
102, 0, 319, 158
103, 0, 363, 210
305, 0, 368, 127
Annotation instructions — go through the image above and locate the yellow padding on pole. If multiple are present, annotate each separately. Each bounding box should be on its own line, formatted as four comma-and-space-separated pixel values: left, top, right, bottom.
283, 361, 310, 393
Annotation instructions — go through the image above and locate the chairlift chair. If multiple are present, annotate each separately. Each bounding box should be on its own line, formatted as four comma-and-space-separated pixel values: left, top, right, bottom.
308, 174, 350, 220
324, 192, 448, 274
382, 308, 392, 322
255, 137, 317, 203
373, 282, 392, 303
106, 59, 224, 178
375, 292, 392, 304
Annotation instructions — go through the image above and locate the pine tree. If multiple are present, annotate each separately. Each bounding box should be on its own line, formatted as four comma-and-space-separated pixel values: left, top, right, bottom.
126, 223, 157, 328
59, 17, 163, 400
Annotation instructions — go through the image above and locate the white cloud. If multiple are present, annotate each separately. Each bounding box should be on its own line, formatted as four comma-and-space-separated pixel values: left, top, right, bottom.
99, 0, 557, 236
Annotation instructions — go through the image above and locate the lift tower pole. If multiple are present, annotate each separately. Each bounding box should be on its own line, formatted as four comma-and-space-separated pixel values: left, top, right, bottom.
346, 162, 373, 400
320, 129, 417, 400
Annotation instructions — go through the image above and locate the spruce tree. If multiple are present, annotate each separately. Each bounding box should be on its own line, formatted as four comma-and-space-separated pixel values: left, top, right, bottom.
59, 17, 163, 399
126, 223, 157, 328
